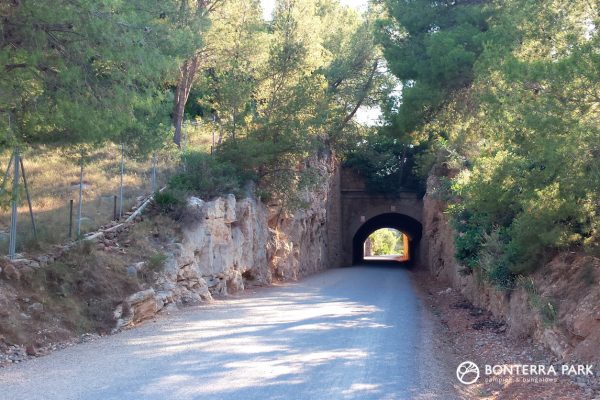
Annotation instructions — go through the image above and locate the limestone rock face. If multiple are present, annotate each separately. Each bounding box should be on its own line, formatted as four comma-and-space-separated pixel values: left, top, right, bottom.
114, 289, 157, 331
116, 153, 342, 331
165, 154, 340, 299
267, 155, 339, 280
176, 194, 270, 297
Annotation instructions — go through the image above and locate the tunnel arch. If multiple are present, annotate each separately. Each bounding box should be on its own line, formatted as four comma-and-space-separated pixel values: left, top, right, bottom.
352, 213, 423, 265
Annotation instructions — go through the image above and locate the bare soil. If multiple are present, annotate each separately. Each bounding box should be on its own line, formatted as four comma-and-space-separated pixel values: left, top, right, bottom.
0, 213, 180, 365
411, 267, 598, 400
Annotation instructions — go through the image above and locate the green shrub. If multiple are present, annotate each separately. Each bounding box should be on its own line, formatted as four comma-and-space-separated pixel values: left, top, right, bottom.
138, 252, 167, 283
153, 190, 183, 214
540, 300, 558, 326
342, 133, 426, 195
478, 230, 515, 289
146, 252, 167, 272
170, 152, 244, 199
518, 276, 558, 326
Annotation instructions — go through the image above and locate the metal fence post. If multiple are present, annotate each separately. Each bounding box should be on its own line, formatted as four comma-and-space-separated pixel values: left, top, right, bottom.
8, 149, 20, 259
68, 199, 73, 239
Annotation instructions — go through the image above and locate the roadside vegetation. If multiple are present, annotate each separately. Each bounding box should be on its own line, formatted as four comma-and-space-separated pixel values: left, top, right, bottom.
365, 228, 405, 256
0, 215, 179, 347
0, 0, 391, 255
377, 0, 599, 287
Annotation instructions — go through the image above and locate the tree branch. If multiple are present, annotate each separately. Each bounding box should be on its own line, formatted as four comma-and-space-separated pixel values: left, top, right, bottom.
341, 59, 379, 127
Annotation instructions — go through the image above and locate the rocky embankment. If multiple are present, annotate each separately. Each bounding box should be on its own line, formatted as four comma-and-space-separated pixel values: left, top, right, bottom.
115, 154, 341, 330
0, 153, 341, 358
423, 173, 600, 364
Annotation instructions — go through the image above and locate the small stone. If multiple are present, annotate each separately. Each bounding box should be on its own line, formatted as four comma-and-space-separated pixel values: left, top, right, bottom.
25, 345, 38, 356
126, 265, 137, 277
27, 302, 43, 314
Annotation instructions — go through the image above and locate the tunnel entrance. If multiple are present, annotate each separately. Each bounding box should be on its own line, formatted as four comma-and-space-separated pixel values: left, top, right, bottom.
352, 213, 423, 265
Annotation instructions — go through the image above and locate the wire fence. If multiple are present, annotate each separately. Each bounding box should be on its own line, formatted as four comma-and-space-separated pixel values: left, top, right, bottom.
0, 145, 177, 258
0, 120, 217, 259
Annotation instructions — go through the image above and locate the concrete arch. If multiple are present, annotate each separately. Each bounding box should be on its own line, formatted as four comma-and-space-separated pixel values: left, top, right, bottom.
352, 213, 423, 265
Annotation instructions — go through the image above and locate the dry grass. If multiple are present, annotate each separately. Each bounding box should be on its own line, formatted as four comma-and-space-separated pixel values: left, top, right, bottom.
0, 144, 182, 255
0, 124, 216, 256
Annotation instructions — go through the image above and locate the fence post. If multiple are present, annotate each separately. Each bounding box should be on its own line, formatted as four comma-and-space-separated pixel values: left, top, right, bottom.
68, 199, 73, 239
113, 195, 118, 221
151, 152, 157, 193
119, 143, 124, 220
8, 149, 20, 259
76, 157, 84, 238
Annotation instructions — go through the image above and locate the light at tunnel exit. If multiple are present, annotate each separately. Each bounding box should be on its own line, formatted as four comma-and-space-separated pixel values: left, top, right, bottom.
363, 228, 410, 262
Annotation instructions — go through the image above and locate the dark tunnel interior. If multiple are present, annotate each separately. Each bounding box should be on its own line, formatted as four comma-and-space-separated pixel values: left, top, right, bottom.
352, 213, 423, 266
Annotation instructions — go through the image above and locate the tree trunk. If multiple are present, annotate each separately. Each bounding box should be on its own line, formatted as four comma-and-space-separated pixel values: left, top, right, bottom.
172, 1, 225, 147
173, 55, 200, 148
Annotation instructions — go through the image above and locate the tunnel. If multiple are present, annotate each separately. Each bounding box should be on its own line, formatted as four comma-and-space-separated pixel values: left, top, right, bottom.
352, 213, 423, 266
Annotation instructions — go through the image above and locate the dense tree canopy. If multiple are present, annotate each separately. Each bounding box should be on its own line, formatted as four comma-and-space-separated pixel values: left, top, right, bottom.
378, 0, 490, 135
1, 0, 384, 206
379, 0, 599, 284
0, 0, 205, 153
183, 0, 385, 204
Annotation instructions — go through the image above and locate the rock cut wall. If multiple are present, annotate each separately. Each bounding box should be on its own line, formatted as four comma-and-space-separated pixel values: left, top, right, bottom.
148, 153, 342, 309
423, 174, 600, 363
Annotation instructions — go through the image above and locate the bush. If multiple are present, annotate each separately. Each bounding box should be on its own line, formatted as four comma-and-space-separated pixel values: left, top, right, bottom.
477, 229, 515, 289
153, 190, 183, 214
170, 152, 244, 199
518, 277, 557, 326
146, 252, 167, 272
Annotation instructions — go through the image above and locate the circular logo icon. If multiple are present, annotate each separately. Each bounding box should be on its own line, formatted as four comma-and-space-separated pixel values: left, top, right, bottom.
456, 361, 480, 385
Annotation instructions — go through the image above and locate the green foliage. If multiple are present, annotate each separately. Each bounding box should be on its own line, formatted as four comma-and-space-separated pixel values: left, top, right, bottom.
170, 152, 245, 199
381, 0, 599, 279
540, 301, 558, 326
518, 276, 556, 326
0, 0, 203, 152
378, 0, 490, 134
367, 228, 405, 256
153, 190, 184, 214
343, 131, 425, 194
183, 0, 385, 205
146, 253, 167, 272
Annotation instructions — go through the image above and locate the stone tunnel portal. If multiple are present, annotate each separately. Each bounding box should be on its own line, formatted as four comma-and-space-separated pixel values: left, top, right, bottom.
352, 213, 423, 265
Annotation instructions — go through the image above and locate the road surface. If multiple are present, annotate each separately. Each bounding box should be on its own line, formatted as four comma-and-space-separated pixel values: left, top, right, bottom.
0, 266, 460, 399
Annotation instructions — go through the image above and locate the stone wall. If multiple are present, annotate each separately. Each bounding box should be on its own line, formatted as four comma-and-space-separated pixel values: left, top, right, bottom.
423, 174, 600, 363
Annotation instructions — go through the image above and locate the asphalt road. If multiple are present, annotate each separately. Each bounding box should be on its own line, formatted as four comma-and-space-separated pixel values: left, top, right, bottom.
0, 266, 460, 400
